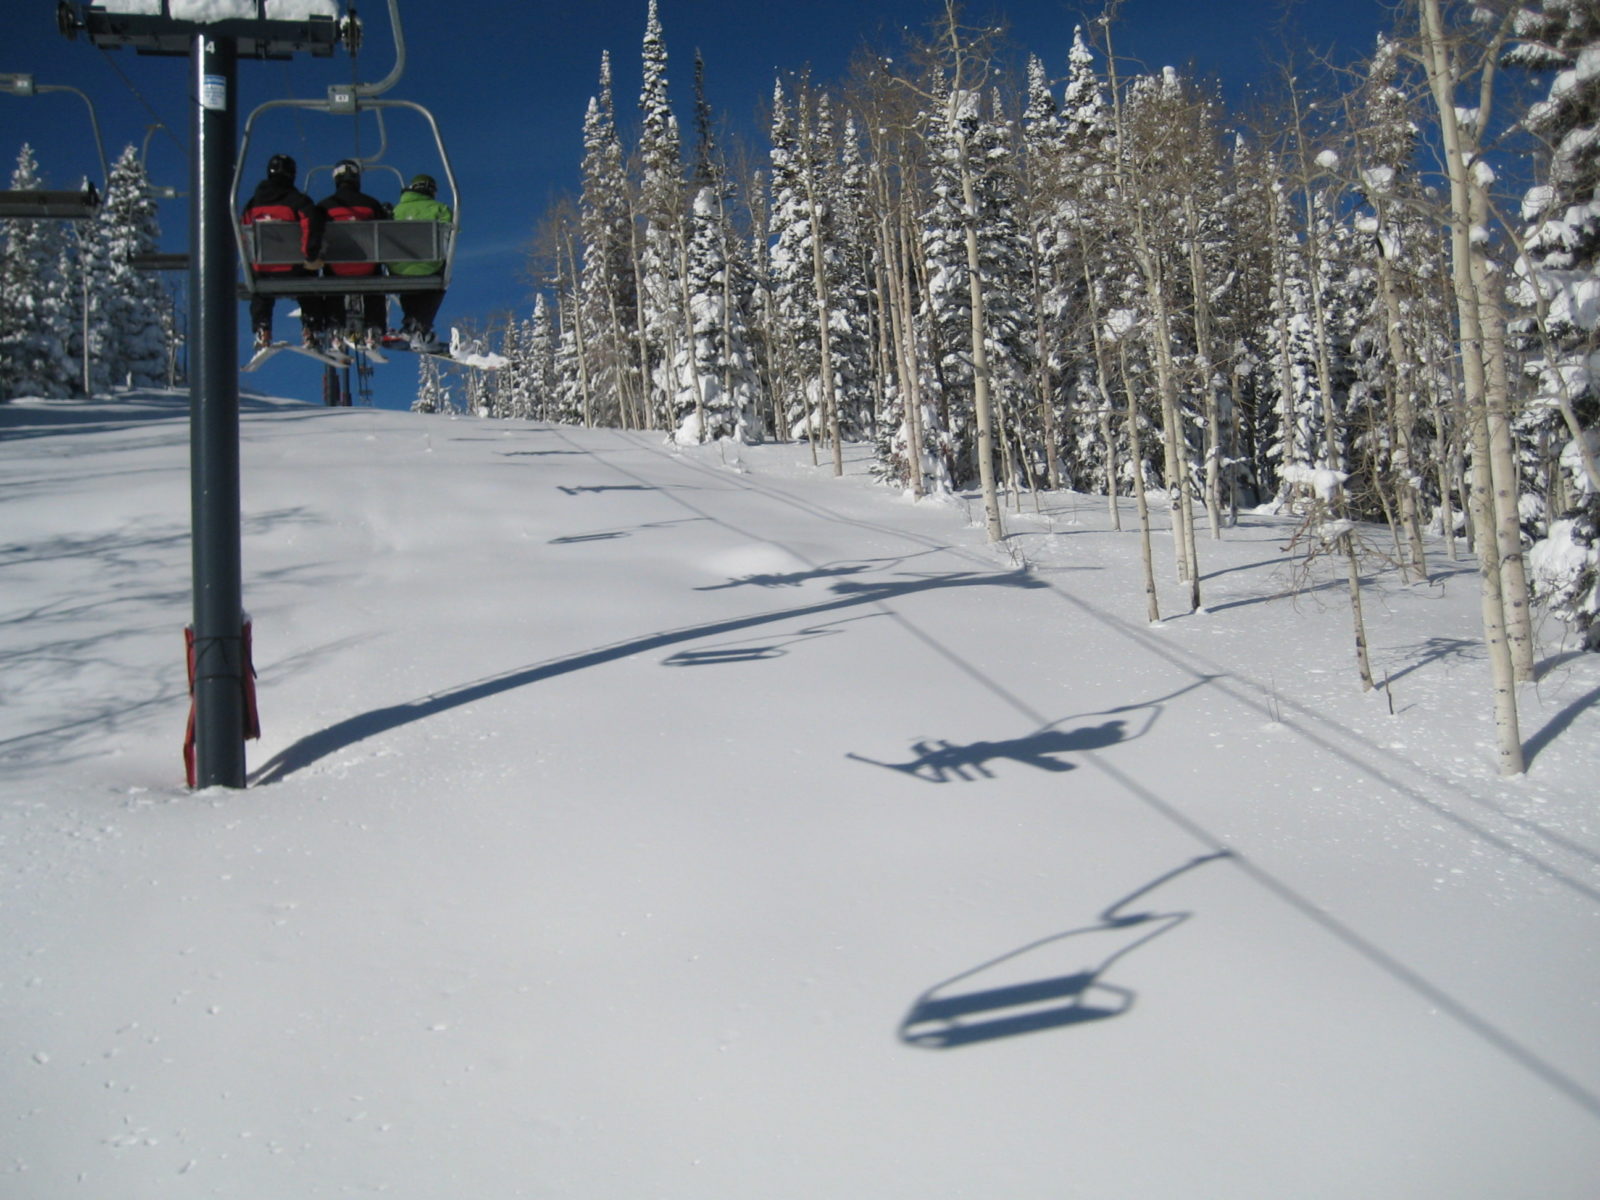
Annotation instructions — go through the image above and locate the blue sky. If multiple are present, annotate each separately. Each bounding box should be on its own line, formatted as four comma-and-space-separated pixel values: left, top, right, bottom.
8, 0, 1395, 407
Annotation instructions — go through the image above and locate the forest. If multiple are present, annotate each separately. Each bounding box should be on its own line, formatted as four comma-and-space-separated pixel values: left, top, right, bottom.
4, 0, 1598, 776
445, 0, 1598, 778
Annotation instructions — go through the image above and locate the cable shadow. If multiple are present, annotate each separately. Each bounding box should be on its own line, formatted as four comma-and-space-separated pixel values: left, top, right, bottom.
251, 568, 1047, 785
900, 852, 1232, 1049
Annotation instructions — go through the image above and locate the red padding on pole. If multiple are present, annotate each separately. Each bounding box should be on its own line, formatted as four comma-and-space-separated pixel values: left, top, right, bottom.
183, 620, 262, 788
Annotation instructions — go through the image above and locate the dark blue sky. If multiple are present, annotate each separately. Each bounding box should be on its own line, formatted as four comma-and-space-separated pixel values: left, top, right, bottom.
9, 0, 1395, 407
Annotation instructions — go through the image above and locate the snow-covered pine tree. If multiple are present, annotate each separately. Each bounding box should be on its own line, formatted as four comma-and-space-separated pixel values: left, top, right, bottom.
412, 350, 447, 413
671, 54, 761, 444
87, 145, 168, 392
1509, 0, 1600, 649
579, 52, 642, 429
0, 145, 78, 399
1347, 37, 1431, 579
527, 294, 558, 422
768, 77, 824, 451
1052, 28, 1127, 506
1021, 52, 1066, 490
827, 111, 879, 444
635, 0, 687, 430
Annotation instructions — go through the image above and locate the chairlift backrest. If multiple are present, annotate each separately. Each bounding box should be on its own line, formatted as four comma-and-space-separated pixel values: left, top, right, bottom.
0, 185, 102, 221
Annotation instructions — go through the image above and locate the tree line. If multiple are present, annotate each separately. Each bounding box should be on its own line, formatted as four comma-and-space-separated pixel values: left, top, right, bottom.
447, 0, 1598, 774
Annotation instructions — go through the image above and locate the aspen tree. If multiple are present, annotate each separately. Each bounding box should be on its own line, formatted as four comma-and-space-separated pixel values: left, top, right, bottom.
1417, 0, 1525, 773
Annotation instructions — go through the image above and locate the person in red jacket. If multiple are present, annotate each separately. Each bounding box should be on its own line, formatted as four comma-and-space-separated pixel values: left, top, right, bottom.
316, 159, 393, 348
240, 153, 326, 350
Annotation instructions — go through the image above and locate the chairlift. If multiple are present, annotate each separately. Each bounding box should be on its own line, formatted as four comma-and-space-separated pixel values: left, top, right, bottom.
0, 72, 108, 221
232, 1, 459, 303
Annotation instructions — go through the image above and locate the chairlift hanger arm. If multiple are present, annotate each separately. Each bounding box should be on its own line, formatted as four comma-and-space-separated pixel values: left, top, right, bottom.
1, 72, 108, 187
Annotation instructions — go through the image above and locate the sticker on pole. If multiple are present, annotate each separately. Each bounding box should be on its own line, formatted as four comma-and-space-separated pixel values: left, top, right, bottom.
201, 74, 227, 112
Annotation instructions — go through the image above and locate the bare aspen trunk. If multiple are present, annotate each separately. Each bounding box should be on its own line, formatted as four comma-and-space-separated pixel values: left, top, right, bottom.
1420, 0, 1523, 774
888, 208, 927, 497
560, 233, 595, 427
1076, 229, 1121, 529
1027, 222, 1061, 490
958, 137, 1004, 542
1182, 194, 1225, 537
1373, 243, 1428, 580
805, 190, 844, 475
1119, 339, 1161, 624
1468, 179, 1534, 681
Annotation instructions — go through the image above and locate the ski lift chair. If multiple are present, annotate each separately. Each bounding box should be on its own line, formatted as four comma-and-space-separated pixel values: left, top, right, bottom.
0, 72, 107, 220
233, 94, 459, 309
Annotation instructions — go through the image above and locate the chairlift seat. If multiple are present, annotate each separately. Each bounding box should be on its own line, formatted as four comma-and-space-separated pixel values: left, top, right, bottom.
0, 189, 101, 220
241, 219, 451, 295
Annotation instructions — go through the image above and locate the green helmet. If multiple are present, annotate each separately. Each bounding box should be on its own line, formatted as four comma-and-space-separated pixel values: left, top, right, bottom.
409, 174, 437, 197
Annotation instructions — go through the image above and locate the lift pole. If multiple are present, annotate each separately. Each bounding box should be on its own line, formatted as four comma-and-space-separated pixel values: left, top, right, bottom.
63, 2, 346, 788
189, 33, 246, 788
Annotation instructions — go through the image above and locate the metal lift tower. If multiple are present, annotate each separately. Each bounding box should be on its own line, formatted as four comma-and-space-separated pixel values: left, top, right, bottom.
60, 2, 349, 788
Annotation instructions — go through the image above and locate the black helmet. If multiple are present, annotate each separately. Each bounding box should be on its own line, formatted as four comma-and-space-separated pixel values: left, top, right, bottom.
267, 153, 296, 182
333, 158, 361, 185
409, 173, 437, 197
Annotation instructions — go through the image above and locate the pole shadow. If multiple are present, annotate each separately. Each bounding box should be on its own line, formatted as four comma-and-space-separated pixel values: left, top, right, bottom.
251, 568, 1048, 785
900, 852, 1232, 1049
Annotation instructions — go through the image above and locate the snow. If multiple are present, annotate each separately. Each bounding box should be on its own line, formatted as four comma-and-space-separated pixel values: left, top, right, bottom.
1278, 462, 1348, 502
3, 391, 1599, 1197
1314, 149, 1340, 171
96, 0, 339, 17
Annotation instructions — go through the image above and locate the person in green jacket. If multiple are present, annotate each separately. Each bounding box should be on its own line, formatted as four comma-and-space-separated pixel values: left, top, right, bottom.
391, 173, 452, 349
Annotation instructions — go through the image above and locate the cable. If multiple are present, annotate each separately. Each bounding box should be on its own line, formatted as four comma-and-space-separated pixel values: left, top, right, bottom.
95, 46, 187, 163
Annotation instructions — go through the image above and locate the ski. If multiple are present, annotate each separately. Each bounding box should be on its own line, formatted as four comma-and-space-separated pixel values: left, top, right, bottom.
242, 343, 282, 371
243, 340, 352, 370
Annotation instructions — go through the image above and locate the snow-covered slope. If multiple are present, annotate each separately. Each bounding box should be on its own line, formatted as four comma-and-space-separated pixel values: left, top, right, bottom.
4, 391, 1598, 1197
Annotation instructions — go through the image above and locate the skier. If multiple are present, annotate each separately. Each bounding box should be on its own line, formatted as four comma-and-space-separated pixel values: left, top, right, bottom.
316, 158, 392, 349
240, 153, 326, 350
390, 173, 451, 350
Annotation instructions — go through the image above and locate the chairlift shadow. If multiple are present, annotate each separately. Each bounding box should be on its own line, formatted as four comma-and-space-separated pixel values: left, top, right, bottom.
848, 678, 1217, 782
557, 484, 659, 496
696, 563, 874, 592
900, 852, 1231, 1049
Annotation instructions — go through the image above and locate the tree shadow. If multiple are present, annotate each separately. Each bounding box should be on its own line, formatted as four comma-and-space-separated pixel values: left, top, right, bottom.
1524, 680, 1600, 767
251, 567, 1048, 785
1379, 635, 1481, 686
900, 852, 1232, 1049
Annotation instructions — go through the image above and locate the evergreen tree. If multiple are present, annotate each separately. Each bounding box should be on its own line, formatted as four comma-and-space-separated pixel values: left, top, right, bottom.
1510, 0, 1600, 647
636, 0, 687, 428
0, 145, 77, 399
579, 52, 641, 429
87, 145, 168, 391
